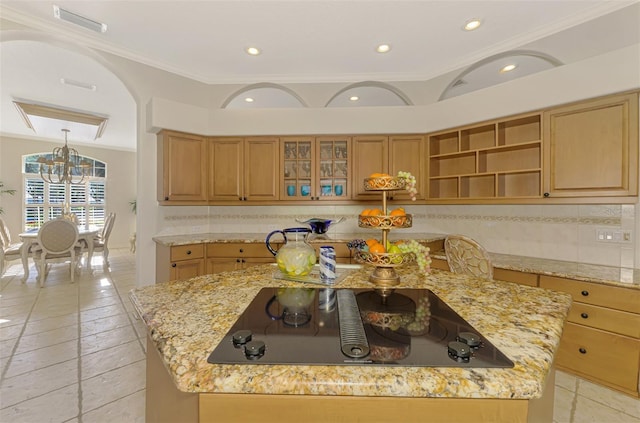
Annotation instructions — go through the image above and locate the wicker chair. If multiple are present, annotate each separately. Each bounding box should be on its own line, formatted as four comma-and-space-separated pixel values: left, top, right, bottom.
32, 218, 83, 287
444, 235, 493, 280
0, 217, 24, 277
93, 212, 116, 266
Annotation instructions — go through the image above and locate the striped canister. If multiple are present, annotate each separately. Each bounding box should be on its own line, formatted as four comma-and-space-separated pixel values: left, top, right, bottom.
319, 246, 337, 283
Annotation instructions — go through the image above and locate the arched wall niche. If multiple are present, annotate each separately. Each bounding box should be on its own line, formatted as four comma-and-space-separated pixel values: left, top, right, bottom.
222, 82, 308, 109
440, 50, 563, 100
1, 29, 141, 106
325, 81, 413, 107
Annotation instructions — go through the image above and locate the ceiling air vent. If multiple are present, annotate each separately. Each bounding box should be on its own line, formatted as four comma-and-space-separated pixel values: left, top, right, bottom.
53, 5, 107, 33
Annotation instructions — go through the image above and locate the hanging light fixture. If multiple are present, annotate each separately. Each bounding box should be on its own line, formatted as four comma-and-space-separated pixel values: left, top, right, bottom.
37, 129, 92, 185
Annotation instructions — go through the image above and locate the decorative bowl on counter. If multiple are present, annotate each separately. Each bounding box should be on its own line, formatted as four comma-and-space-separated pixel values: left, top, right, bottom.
295, 217, 345, 235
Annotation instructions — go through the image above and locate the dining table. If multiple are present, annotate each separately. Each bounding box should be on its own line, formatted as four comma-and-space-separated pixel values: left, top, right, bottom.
19, 226, 100, 282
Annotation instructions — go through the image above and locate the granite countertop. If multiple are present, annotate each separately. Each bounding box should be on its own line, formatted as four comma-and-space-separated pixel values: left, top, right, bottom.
152, 232, 446, 246
130, 264, 571, 399
153, 232, 640, 289
430, 251, 640, 290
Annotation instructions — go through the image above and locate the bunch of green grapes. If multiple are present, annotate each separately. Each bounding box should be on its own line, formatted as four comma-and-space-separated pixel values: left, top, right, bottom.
397, 171, 418, 201
397, 240, 431, 273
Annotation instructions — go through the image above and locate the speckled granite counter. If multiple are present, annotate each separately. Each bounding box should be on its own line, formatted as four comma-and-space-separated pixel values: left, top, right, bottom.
130, 264, 571, 400
430, 251, 640, 290
152, 232, 446, 246
153, 232, 640, 289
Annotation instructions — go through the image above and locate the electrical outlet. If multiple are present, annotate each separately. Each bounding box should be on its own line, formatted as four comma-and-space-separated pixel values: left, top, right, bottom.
596, 228, 632, 243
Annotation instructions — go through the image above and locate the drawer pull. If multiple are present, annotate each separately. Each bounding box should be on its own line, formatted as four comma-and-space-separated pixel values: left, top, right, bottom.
186, 250, 192, 255
171, 263, 177, 268
579, 348, 587, 354
581, 290, 589, 297
580, 312, 589, 319
236, 259, 241, 263
239, 248, 244, 253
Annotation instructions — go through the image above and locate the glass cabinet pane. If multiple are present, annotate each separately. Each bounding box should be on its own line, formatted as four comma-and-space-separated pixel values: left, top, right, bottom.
316, 139, 349, 199
282, 139, 314, 199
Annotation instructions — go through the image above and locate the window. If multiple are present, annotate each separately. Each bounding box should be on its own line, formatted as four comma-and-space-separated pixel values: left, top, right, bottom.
23, 154, 107, 231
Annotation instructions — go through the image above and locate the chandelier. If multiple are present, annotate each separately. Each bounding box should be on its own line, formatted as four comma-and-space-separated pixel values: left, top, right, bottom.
37, 129, 92, 185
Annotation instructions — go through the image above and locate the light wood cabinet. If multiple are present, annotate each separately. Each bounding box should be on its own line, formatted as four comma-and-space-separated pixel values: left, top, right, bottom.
156, 243, 206, 283
280, 136, 351, 201
389, 135, 425, 201
209, 137, 279, 202
540, 275, 640, 396
206, 243, 275, 274
428, 113, 542, 201
352, 135, 388, 199
352, 135, 424, 201
543, 92, 639, 199
157, 130, 208, 204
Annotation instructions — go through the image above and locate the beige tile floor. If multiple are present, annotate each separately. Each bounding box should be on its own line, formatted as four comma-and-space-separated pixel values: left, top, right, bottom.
1, 249, 639, 422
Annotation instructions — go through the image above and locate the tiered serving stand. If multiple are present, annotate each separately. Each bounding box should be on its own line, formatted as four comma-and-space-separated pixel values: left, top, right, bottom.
355, 176, 414, 299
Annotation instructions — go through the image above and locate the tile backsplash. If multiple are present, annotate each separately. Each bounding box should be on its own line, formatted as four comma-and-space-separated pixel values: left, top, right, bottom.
156, 204, 635, 268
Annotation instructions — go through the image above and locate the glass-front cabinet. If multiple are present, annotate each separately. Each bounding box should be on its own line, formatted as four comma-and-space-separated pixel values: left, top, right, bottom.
281, 136, 351, 200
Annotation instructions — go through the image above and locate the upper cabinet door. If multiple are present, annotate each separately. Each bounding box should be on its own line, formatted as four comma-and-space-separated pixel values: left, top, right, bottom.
315, 136, 351, 201
244, 137, 279, 201
209, 137, 244, 201
543, 92, 639, 198
158, 130, 208, 203
281, 137, 315, 200
352, 135, 388, 199
389, 135, 425, 201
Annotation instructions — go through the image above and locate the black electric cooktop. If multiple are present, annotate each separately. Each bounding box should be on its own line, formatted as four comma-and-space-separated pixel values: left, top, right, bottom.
207, 287, 513, 368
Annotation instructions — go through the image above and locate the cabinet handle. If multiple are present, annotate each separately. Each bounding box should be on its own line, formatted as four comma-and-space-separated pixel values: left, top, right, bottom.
580, 312, 589, 319
239, 248, 244, 253
171, 263, 177, 268
578, 348, 587, 354
241, 259, 246, 263
581, 290, 589, 297
543, 192, 550, 197
165, 196, 169, 201
236, 259, 241, 263
186, 250, 192, 255
243, 197, 248, 201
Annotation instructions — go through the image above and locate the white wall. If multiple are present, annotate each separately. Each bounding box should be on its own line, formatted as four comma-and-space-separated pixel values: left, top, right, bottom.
0, 135, 136, 249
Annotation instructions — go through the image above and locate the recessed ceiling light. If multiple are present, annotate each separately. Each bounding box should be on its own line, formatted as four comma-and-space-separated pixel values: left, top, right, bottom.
349, 96, 359, 101
375, 44, 391, 53
463, 19, 482, 31
53, 5, 107, 33
245, 97, 254, 103
500, 64, 517, 73
246, 47, 261, 56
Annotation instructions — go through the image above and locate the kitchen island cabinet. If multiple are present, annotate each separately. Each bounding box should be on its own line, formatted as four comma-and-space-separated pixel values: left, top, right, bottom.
131, 264, 571, 423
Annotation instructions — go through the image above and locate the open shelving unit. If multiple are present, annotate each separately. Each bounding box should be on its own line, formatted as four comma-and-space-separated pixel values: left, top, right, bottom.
428, 114, 542, 201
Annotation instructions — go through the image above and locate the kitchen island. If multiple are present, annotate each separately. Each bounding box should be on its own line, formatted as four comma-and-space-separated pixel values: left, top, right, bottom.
130, 264, 572, 423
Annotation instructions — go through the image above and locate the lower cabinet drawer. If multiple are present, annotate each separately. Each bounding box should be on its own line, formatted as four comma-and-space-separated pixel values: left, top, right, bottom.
556, 322, 640, 392
207, 243, 273, 258
170, 244, 204, 261
568, 302, 640, 338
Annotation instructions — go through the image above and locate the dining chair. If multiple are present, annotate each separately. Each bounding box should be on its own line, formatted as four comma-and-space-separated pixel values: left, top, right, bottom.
0, 217, 24, 277
93, 212, 116, 266
444, 235, 493, 280
32, 218, 83, 287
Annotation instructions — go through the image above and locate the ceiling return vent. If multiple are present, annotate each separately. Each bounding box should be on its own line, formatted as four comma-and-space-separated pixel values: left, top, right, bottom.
53, 5, 107, 33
